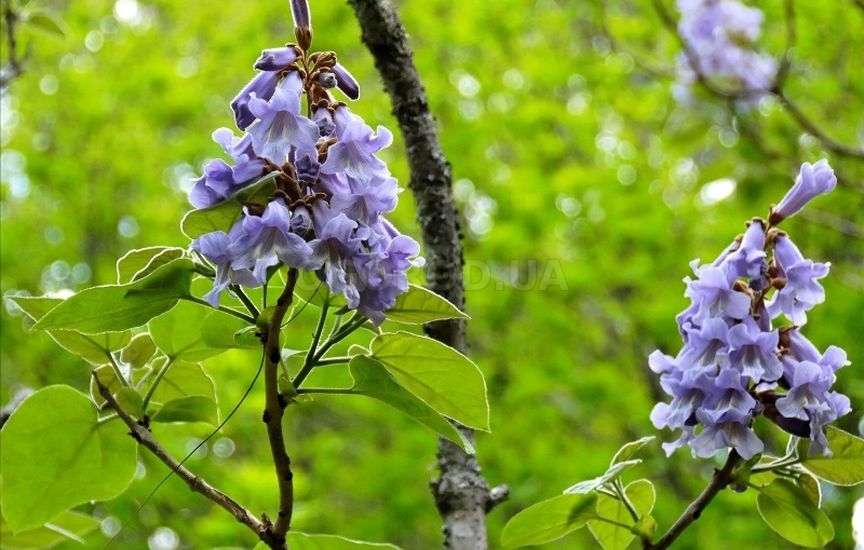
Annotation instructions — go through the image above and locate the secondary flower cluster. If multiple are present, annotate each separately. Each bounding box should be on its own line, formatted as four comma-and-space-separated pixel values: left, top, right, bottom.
673, 0, 777, 102
189, 4, 421, 324
650, 160, 851, 459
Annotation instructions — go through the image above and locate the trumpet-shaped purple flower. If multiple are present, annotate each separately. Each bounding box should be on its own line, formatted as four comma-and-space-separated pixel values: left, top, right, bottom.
254, 46, 300, 71
190, 129, 265, 209
770, 160, 837, 224
727, 317, 782, 381
231, 70, 281, 130
191, 231, 260, 306
766, 234, 829, 326
721, 220, 766, 281
321, 106, 393, 183
332, 63, 360, 100
227, 199, 320, 282
775, 360, 851, 455
247, 72, 320, 165
680, 264, 751, 329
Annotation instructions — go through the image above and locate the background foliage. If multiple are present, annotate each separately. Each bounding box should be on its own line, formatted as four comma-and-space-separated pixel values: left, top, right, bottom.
1, 0, 862, 548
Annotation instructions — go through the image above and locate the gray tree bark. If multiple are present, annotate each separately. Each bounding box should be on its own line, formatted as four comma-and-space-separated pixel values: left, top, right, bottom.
346, 1, 507, 548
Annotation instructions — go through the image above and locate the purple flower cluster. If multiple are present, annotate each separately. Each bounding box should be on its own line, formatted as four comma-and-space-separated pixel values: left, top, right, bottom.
673, 0, 777, 102
189, 6, 421, 325
651, 161, 850, 459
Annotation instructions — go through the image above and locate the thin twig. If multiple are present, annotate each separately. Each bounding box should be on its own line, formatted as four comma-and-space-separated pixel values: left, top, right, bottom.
92, 373, 284, 548
651, 0, 864, 159
646, 451, 742, 550
261, 268, 299, 540
1, 0, 26, 90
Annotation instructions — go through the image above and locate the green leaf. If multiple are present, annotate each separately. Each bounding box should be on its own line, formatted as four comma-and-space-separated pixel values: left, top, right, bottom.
150, 395, 218, 424
120, 333, 157, 368
116, 246, 186, 284
587, 479, 655, 550
34, 258, 194, 334
385, 284, 469, 324
0, 510, 100, 548
149, 301, 248, 360
23, 10, 66, 38
755, 478, 834, 548
181, 172, 278, 239
285, 532, 401, 549
147, 361, 218, 425
610, 436, 655, 466
564, 460, 642, 494
501, 493, 600, 548
348, 355, 474, 453
0, 386, 137, 532
799, 426, 864, 486
200, 308, 259, 350
368, 331, 489, 431
9, 296, 132, 363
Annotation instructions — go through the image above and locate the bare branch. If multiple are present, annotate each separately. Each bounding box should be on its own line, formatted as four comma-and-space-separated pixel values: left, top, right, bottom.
93, 373, 285, 548
1, 0, 27, 90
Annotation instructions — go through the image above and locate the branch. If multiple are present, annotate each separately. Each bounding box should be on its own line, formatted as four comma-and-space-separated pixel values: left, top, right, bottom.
651, 0, 864, 159
646, 451, 742, 550
346, 1, 507, 547
1, 0, 27, 90
262, 268, 299, 541
92, 373, 285, 548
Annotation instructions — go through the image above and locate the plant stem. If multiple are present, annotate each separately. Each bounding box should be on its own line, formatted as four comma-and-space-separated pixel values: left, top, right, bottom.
231, 284, 260, 319
92, 372, 285, 548
106, 354, 130, 388
294, 301, 329, 386
314, 356, 351, 366
184, 296, 256, 324
262, 268, 299, 540
646, 451, 742, 550
294, 314, 366, 387
141, 356, 175, 410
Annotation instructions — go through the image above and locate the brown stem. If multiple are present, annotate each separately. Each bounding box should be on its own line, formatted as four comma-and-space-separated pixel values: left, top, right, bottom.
262, 268, 299, 540
646, 451, 742, 550
92, 373, 285, 548
346, 1, 507, 547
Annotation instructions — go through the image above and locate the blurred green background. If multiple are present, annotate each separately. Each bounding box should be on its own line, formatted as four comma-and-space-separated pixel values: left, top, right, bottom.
1, 0, 862, 548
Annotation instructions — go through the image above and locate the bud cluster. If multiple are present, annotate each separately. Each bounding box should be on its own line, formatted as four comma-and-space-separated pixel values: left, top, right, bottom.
650, 160, 851, 459
188, 2, 422, 325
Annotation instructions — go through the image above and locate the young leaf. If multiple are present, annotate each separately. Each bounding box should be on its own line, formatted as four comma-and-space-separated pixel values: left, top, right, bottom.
368, 331, 489, 431
500, 493, 600, 548
0, 385, 137, 532
23, 10, 67, 38
34, 258, 194, 334
293, 269, 345, 309
564, 460, 642, 494
181, 172, 278, 239
150, 395, 218, 425
385, 284, 469, 324
610, 436, 656, 466
348, 355, 474, 453
798, 427, 864, 486
10, 295, 133, 363
587, 479, 655, 550
116, 246, 186, 284
120, 333, 157, 368
755, 478, 834, 548
285, 531, 401, 549
146, 361, 218, 425
0, 510, 100, 548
